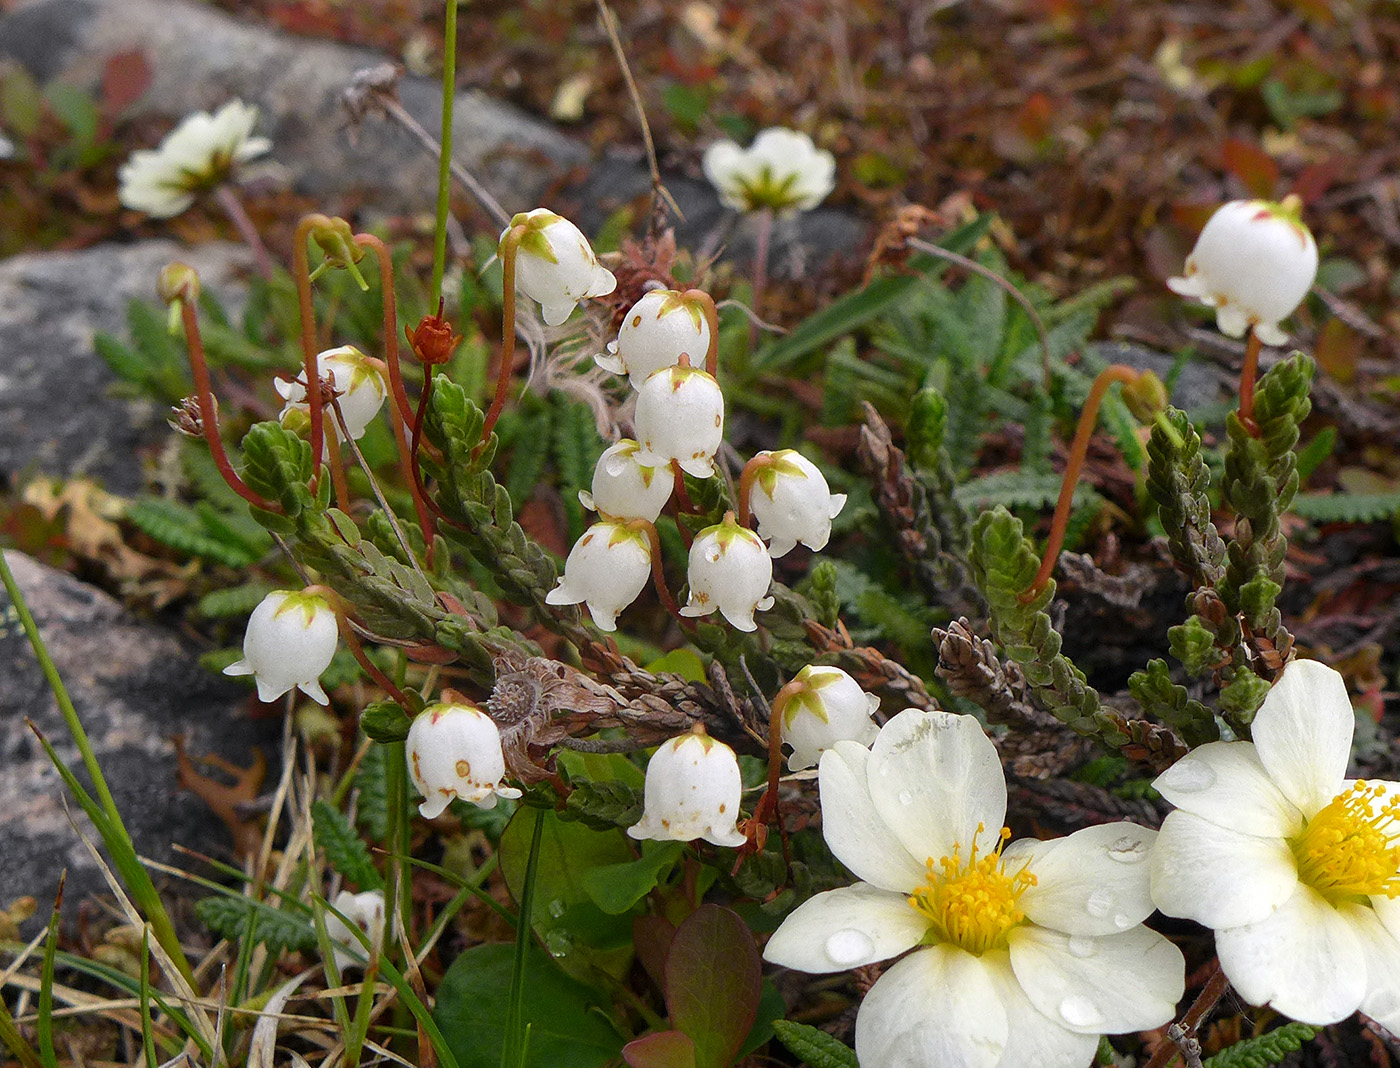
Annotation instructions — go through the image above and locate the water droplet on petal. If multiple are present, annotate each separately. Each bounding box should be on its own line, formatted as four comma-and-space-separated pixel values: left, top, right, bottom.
1166, 760, 1216, 792
1067, 935, 1096, 959
898, 791, 914, 806
1085, 888, 1113, 918
1112, 913, 1133, 930
1058, 995, 1103, 1028
825, 929, 875, 966
1106, 834, 1149, 863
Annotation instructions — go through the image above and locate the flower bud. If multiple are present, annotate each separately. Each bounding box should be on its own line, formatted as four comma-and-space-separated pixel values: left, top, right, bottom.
406, 701, 522, 818
595, 289, 712, 388
1167, 196, 1317, 346
157, 262, 201, 305
628, 728, 747, 848
325, 889, 385, 973
578, 440, 673, 522
680, 512, 774, 632
224, 589, 339, 705
748, 450, 847, 558
504, 208, 617, 326
276, 346, 387, 443
633, 363, 724, 479
702, 127, 836, 215
309, 216, 369, 289
545, 521, 652, 631
1121, 370, 1169, 424
775, 665, 880, 771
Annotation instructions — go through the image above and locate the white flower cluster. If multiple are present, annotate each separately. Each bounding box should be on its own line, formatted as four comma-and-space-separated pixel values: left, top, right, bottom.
702, 127, 836, 216
276, 345, 388, 452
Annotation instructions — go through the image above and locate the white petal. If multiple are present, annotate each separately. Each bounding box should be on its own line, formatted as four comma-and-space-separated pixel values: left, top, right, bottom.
1215, 303, 1250, 337
255, 676, 291, 703
763, 883, 927, 972
223, 658, 253, 677
1012, 823, 1158, 937
981, 953, 1099, 1068
1009, 924, 1185, 1035
1373, 894, 1400, 942
541, 301, 576, 326
1153, 741, 1304, 838
418, 793, 451, 819
1149, 810, 1298, 928
868, 709, 1005, 864
300, 679, 329, 705
1254, 322, 1289, 346
817, 741, 927, 892
855, 946, 1008, 1068
1252, 659, 1354, 817
1355, 910, 1400, 1033
1216, 884, 1368, 1024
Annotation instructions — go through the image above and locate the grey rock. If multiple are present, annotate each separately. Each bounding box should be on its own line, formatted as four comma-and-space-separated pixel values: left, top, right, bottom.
0, 551, 277, 925
0, 239, 250, 493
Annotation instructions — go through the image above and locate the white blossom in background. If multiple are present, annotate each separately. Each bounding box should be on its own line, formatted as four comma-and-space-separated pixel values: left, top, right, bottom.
702, 127, 836, 215
679, 513, 774, 632
632, 363, 725, 479
545, 520, 652, 632
1150, 660, 1400, 1031
118, 99, 271, 218
748, 449, 847, 558
775, 665, 880, 771
1167, 196, 1318, 346
276, 345, 388, 443
224, 589, 338, 705
504, 208, 616, 326
578, 440, 673, 523
406, 702, 521, 819
595, 289, 712, 388
324, 889, 385, 973
764, 709, 1183, 1068
628, 728, 747, 848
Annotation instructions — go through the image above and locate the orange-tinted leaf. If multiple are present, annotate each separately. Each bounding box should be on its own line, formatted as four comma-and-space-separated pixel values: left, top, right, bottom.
100, 50, 151, 116
1221, 139, 1279, 200
664, 905, 761, 1068
623, 1031, 696, 1068
1314, 317, 1361, 385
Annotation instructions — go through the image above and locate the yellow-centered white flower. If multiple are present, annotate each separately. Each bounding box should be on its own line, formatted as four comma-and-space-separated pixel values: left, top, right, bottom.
765, 710, 1184, 1068
749, 449, 847, 558
679, 513, 774, 632
118, 99, 271, 218
1167, 197, 1318, 346
545, 520, 652, 632
223, 590, 338, 705
324, 889, 385, 973
633, 363, 725, 479
1150, 660, 1400, 1030
503, 208, 617, 326
276, 345, 388, 444
702, 127, 836, 215
776, 665, 879, 771
406, 702, 521, 819
595, 289, 712, 389
578, 440, 673, 523
628, 730, 747, 849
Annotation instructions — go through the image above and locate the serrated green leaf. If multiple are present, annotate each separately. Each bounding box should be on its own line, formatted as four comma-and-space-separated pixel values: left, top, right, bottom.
125, 498, 262, 568
1290, 490, 1400, 524
355, 744, 390, 842
195, 894, 316, 955
770, 1020, 858, 1068
312, 799, 383, 891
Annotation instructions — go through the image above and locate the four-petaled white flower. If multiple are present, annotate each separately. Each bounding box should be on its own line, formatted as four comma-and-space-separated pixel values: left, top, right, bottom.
504, 208, 617, 326
118, 99, 272, 219
765, 709, 1184, 1068
628, 728, 747, 848
775, 665, 880, 771
748, 449, 847, 558
702, 127, 836, 215
224, 589, 338, 705
633, 362, 725, 479
545, 520, 652, 632
1150, 660, 1400, 1031
595, 289, 712, 389
679, 512, 774, 632
276, 345, 388, 444
406, 701, 522, 819
578, 440, 673, 523
324, 889, 385, 974
1167, 196, 1318, 346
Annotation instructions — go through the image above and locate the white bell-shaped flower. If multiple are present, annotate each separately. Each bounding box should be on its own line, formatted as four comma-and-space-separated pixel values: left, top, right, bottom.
276, 345, 388, 442
324, 889, 385, 973
633, 362, 724, 479
628, 727, 747, 848
595, 289, 712, 388
504, 208, 617, 326
224, 589, 338, 705
578, 440, 673, 523
1167, 196, 1318, 346
680, 512, 774, 632
545, 520, 652, 631
748, 450, 847, 558
775, 665, 880, 771
406, 702, 522, 819
702, 127, 836, 215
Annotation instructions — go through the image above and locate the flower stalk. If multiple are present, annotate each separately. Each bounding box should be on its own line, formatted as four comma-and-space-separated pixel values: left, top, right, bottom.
482, 222, 528, 444
683, 288, 721, 379
1237, 329, 1264, 435
292, 214, 332, 485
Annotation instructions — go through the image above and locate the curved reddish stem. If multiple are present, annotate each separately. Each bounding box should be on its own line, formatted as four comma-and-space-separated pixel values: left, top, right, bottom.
323, 398, 351, 510
482, 224, 528, 443
683, 288, 721, 380
735, 455, 772, 530
307, 584, 413, 708
1237, 329, 1263, 436
292, 214, 333, 487
631, 519, 683, 621
671, 462, 698, 515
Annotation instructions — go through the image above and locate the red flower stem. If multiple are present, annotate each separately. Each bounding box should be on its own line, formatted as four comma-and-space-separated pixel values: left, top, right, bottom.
751, 678, 801, 839
1237, 329, 1263, 436
411, 366, 435, 476
749, 208, 773, 350
308, 584, 413, 707
683, 288, 721, 380
482, 223, 528, 444
735, 455, 771, 530
179, 299, 275, 511
213, 185, 274, 280
292, 214, 332, 488
634, 520, 683, 621
322, 399, 352, 510
1022, 364, 1141, 601
1142, 962, 1229, 1068
671, 462, 698, 515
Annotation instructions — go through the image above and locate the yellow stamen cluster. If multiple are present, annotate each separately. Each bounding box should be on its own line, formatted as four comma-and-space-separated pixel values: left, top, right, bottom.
907, 825, 1037, 955
1292, 781, 1400, 904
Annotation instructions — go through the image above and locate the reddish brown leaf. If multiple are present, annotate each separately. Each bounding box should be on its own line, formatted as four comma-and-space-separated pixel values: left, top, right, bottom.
1220, 139, 1279, 200
100, 50, 151, 116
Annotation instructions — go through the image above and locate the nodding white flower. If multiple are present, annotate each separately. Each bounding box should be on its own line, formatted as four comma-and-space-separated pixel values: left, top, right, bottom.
224, 590, 338, 705
764, 710, 1184, 1068
276, 346, 388, 443
633, 363, 724, 479
324, 889, 385, 973
702, 127, 836, 215
748, 450, 847, 558
503, 208, 616, 326
775, 665, 879, 771
118, 99, 271, 218
578, 440, 673, 523
406, 702, 522, 819
1150, 660, 1400, 1031
1167, 196, 1318, 346
679, 512, 774, 632
545, 520, 652, 632
628, 728, 747, 848
595, 289, 712, 388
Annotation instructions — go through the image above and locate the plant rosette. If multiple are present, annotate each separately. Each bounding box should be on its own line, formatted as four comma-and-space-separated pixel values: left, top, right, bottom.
679, 513, 774, 632
545, 520, 652, 632
748, 449, 847, 558
504, 208, 617, 326
1149, 659, 1400, 1030
595, 289, 712, 388
406, 702, 522, 819
223, 589, 339, 705
324, 889, 385, 973
276, 345, 388, 444
632, 362, 725, 479
764, 709, 1183, 1068
578, 440, 673, 523
776, 665, 880, 772
702, 126, 836, 215
628, 729, 747, 848
1167, 196, 1318, 346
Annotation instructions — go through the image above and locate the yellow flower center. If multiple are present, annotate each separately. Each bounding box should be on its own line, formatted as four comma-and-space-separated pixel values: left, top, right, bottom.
907, 825, 1036, 955
1291, 781, 1400, 904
